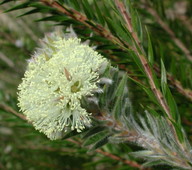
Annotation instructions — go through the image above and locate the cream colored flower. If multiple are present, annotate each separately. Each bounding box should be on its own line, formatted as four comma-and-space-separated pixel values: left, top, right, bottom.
18, 32, 106, 140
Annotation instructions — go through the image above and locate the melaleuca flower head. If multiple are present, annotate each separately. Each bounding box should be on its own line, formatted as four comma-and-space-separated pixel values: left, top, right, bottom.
17, 31, 107, 140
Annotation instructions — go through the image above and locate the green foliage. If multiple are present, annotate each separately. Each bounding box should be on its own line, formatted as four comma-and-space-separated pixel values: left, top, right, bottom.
0, 0, 192, 169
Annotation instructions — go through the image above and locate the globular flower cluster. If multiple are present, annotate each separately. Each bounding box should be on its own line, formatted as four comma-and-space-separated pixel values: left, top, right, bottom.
17, 32, 106, 140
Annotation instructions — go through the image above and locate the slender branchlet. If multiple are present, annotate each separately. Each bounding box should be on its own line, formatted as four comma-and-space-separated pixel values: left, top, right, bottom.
114, 0, 169, 117
97, 112, 192, 169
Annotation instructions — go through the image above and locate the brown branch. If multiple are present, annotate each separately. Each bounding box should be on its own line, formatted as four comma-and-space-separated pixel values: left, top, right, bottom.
153, 65, 192, 101
141, 0, 192, 62
137, 53, 171, 115
114, 0, 141, 48
67, 139, 144, 169
182, 118, 192, 126
41, 0, 123, 48
96, 149, 144, 169
114, 0, 170, 117
0, 103, 26, 120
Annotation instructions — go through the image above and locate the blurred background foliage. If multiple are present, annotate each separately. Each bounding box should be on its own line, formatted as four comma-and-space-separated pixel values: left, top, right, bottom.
0, 0, 192, 169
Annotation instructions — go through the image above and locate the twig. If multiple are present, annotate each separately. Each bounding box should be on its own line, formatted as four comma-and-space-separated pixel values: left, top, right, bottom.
0, 52, 14, 68
41, 0, 123, 47
67, 139, 144, 169
140, 0, 192, 62
182, 118, 192, 126
96, 149, 144, 169
96, 113, 192, 169
153, 65, 192, 101
114, 0, 141, 48
114, 0, 170, 117
0, 103, 26, 120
